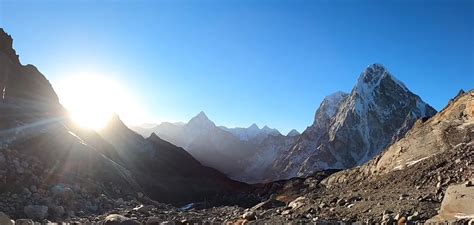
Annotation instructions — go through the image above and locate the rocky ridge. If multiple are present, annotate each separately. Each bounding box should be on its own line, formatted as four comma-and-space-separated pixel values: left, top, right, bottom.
271, 64, 437, 180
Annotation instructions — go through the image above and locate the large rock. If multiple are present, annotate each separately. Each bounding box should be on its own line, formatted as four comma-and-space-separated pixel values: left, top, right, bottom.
24, 205, 48, 220
0, 212, 14, 225
427, 181, 474, 223
103, 214, 140, 225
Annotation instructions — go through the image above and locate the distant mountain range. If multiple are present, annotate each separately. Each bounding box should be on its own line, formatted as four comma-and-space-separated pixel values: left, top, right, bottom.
132, 64, 436, 183
131, 111, 297, 182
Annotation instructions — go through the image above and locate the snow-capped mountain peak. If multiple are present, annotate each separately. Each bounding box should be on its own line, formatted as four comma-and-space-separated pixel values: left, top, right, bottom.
355, 64, 408, 102
271, 63, 437, 180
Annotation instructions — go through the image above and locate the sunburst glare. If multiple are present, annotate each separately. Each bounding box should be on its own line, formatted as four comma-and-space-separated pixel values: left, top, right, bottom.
55, 74, 146, 129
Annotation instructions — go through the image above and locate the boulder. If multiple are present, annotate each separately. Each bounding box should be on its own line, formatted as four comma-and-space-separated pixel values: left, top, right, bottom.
24, 205, 48, 220
427, 181, 474, 223
0, 212, 14, 225
242, 211, 256, 220
288, 196, 306, 210
103, 214, 140, 225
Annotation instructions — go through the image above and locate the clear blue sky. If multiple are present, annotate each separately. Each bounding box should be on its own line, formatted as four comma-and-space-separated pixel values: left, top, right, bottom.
1, 0, 473, 133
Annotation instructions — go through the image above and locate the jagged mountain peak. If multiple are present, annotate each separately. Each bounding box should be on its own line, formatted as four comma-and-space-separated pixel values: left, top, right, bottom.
148, 132, 160, 140
354, 63, 408, 100
194, 111, 209, 120
272, 64, 437, 180
0, 28, 20, 64
249, 123, 259, 129
103, 113, 130, 131
287, 129, 300, 137
188, 111, 215, 127
324, 91, 349, 102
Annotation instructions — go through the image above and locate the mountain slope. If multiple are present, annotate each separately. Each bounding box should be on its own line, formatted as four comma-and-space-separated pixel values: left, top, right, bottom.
271, 64, 437, 180
0, 28, 144, 218
99, 115, 248, 204
244, 90, 472, 223
145, 112, 257, 178
324, 89, 473, 185
0, 29, 250, 220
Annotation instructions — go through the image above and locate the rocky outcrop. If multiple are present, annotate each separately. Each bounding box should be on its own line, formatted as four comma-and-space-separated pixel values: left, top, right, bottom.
427, 181, 474, 223
271, 64, 437, 180
0, 28, 63, 122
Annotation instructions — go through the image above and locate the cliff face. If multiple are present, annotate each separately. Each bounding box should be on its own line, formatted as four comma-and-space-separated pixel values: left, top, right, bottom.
271, 64, 436, 180
323, 90, 473, 185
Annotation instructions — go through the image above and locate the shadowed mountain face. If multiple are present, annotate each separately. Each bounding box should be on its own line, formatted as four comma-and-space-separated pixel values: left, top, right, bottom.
99, 115, 248, 204
134, 112, 299, 183
270, 64, 437, 180
0, 28, 139, 204
0, 28, 248, 213
143, 112, 258, 178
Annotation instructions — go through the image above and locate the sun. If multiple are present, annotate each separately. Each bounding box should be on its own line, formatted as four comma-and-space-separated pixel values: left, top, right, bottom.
55, 74, 145, 130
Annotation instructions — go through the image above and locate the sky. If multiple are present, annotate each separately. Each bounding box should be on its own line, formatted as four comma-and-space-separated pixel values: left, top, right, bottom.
0, 0, 473, 134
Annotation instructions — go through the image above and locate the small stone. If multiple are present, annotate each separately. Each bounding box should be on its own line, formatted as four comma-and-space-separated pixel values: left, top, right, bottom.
336, 198, 346, 206
133, 204, 154, 213
137, 192, 144, 198
382, 213, 393, 224
465, 181, 473, 187
242, 211, 256, 220
397, 217, 407, 225
407, 212, 419, 221
318, 202, 327, 209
